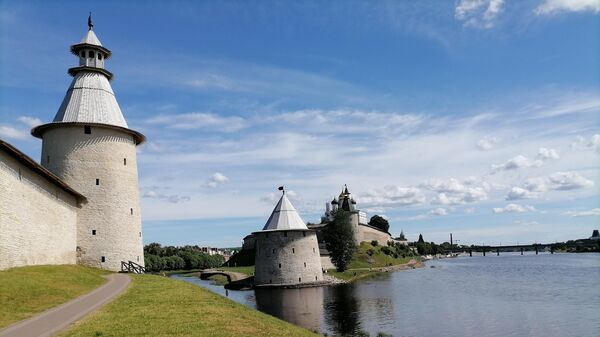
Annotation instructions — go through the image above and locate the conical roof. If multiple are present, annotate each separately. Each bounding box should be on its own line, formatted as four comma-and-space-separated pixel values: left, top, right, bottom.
52, 72, 127, 128
262, 194, 308, 231
80, 30, 102, 46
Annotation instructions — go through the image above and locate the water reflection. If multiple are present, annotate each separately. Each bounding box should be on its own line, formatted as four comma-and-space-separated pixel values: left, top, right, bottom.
323, 284, 362, 336
255, 287, 323, 332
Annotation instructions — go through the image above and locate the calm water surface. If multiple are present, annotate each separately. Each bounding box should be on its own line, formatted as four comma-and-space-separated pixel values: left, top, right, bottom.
174, 253, 600, 337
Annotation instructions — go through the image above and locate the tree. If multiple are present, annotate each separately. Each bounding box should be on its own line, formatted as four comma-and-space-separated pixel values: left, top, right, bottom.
418, 234, 424, 243
368, 215, 389, 232
398, 230, 406, 241
323, 210, 357, 272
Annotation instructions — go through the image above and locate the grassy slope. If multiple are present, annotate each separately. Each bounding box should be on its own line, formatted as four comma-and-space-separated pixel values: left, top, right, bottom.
60, 274, 319, 337
0, 265, 109, 328
217, 265, 255, 276
327, 242, 418, 282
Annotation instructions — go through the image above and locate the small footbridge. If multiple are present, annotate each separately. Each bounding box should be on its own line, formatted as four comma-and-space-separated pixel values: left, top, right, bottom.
200, 270, 254, 290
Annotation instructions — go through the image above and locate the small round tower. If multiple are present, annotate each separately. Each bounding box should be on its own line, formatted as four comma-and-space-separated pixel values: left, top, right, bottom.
254, 188, 323, 287
32, 17, 145, 271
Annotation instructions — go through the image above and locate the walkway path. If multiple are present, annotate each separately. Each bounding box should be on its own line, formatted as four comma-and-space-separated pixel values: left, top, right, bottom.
0, 273, 131, 337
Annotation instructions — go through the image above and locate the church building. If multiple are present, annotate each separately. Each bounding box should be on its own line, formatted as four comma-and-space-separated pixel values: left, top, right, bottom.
0, 18, 145, 272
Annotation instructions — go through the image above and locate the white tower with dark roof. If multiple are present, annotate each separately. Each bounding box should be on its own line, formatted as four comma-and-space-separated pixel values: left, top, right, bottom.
32, 17, 145, 271
254, 188, 323, 287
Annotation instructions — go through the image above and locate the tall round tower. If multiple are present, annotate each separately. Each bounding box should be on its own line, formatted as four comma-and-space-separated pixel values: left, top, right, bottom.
254, 188, 323, 287
32, 18, 145, 272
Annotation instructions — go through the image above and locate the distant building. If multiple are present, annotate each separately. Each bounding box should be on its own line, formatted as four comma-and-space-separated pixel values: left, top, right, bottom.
253, 190, 323, 287
590, 229, 600, 240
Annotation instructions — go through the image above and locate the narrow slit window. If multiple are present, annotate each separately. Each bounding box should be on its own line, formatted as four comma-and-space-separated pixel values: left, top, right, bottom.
84, 125, 91, 134
292, 248, 295, 254
46, 155, 50, 163
137, 256, 139, 262
299, 277, 302, 282
269, 279, 272, 284
95, 178, 100, 185
315, 276, 318, 281
304, 262, 307, 268
303, 231, 306, 237
278, 263, 281, 268
80, 51, 84, 57
139, 232, 141, 237
92, 230, 96, 235
18, 168, 22, 181
101, 256, 105, 262
313, 248, 315, 253
130, 208, 133, 215
283, 231, 288, 237
88, 51, 94, 58
123, 158, 127, 165
272, 249, 275, 254
98, 53, 102, 60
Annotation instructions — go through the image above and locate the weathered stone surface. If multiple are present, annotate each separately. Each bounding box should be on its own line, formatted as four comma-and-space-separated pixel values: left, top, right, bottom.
0, 151, 78, 270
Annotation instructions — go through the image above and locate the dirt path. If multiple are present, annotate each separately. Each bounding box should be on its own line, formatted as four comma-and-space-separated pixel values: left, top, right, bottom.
0, 273, 131, 337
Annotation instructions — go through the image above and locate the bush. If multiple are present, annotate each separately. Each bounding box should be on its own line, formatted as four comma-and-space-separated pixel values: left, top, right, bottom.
371, 240, 379, 247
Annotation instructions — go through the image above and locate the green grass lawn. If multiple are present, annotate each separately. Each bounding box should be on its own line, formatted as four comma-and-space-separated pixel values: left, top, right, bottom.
59, 274, 320, 337
348, 242, 415, 269
206, 274, 229, 285
216, 265, 255, 276
0, 265, 109, 328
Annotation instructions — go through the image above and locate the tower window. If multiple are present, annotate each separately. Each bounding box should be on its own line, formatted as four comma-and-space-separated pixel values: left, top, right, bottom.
283, 231, 288, 237
299, 277, 302, 282
292, 248, 295, 254
130, 208, 133, 215
92, 230, 96, 235
269, 279, 272, 284
137, 256, 139, 262
139, 231, 141, 237
101, 256, 105, 262
123, 158, 127, 165
313, 248, 315, 253
88, 51, 94, 58
303, 232, 306, 237
95, 179, 99, 185
315, 276, 318, 281
272, 249, 275, 254
80, 51, 84, 57
304, 262, 306, 268
265, 233, 269, 238
84, 125, 91, 134
278, 263, 281, 268
98, 53, 102, 60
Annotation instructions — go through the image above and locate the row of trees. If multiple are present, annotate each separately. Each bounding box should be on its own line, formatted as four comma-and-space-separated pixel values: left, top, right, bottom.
144, 243, 225, 272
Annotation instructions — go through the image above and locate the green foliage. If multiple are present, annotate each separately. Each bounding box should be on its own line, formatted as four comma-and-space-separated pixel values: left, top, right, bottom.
323, 210, 358, 272
416, 241, 439, 255
348, 242, 416, 270
370, 240, 379, 246
368, 215, 389, 232
143, 243, 225, 272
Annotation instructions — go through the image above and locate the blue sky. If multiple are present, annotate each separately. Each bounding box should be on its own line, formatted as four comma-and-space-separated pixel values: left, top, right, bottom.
1, 0, 599, 247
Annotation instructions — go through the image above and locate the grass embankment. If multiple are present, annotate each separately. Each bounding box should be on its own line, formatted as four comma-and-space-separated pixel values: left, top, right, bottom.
216, 265, 255, 276
327, 242, 420, 282
60, 274, 319, 337
207, 274, 230, 285
0, 265, 109, 328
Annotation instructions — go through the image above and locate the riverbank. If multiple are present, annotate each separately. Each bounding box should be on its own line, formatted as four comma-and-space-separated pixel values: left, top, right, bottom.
0, 265, 109, 328
59, 273, 320, 337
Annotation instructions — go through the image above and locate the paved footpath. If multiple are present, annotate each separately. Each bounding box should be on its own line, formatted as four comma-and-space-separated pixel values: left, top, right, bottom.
0, 273, 131, 337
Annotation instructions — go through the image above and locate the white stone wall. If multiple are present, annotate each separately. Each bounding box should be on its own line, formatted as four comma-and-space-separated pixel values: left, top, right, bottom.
255, 230, 323, 286
0, 151, 78, 270
41, 125, 144, 271
358, 225, 392, 245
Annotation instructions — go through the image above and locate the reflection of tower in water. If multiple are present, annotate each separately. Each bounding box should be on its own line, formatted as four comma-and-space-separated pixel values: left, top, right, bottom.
255, 287, 323, 332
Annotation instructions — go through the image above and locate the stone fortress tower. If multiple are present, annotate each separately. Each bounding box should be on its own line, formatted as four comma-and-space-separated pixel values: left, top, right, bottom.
31, 17, 145, 271
254, 188, 324, 287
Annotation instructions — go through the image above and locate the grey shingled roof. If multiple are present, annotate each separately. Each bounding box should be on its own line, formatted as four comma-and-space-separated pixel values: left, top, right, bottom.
262, 194, 308, 231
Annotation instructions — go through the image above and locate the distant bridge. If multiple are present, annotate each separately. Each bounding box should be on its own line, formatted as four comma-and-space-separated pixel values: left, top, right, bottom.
444, 243, 558, 256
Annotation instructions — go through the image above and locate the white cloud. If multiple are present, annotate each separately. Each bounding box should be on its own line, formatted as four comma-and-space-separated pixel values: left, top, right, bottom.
536, 147, 560, 161
430, 208, 448, 216
205, 172, 229, 188
146, 112, 247, 132
493, 203, 536, 213
358, 186, 425, 209
546, 171, 594, 190
421, 177, 488, 205
0, 125, 29, 140
535, 0, 600, 15
562, 208, 600, 217
455, 0, 505, 29
143, 190, 191, 203
588, 134, 600, 153
491, 155, 542, 173
17, 116, 42, 128
477, 136, 499, 151
506, 186, 538, 200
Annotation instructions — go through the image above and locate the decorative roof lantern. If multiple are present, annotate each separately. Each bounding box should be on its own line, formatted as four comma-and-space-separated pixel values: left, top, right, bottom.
69, 14, 113, 79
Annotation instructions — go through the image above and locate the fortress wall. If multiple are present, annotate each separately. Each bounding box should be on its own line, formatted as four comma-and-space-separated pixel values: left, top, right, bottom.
0, 151, 78, 270
254, 230, 323, 286
358, 225, 392, 245
41, 125, 144, 271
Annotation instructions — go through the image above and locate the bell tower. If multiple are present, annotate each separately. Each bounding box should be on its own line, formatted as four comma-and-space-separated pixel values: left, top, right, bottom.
32, 16, 145, 271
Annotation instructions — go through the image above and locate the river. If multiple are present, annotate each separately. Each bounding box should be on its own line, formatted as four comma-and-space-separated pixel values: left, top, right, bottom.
173, 253, 600, 337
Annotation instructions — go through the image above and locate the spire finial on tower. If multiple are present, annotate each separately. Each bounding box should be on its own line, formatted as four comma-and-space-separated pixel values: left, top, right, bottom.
278, 185, 285, 195
88, 12, 94, 31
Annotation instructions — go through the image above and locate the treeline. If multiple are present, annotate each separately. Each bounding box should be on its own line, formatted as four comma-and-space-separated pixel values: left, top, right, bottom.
371, 240, 416, 258
144, 243, 225, 272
